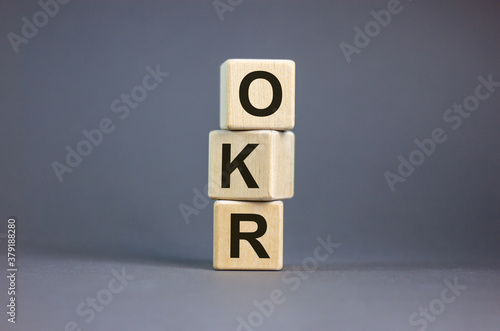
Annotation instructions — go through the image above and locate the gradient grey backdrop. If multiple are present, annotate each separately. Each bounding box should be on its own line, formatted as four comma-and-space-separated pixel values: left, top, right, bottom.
3, 0, 499, 265
1, 0, 500, 330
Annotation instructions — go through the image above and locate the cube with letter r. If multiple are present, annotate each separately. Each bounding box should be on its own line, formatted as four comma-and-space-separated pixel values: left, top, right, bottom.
213, 200, 283, 270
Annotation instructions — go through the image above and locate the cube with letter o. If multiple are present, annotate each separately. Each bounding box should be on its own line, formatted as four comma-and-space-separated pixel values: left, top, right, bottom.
220, 59, 295, 130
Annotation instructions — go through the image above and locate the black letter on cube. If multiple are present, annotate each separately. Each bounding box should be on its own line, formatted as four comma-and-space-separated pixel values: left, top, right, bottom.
230, 213, 270, 258
239, 71, 282, 117
221, 143, 259, 188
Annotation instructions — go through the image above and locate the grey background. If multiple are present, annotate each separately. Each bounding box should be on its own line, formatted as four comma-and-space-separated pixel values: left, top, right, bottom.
1, 0, 499, 330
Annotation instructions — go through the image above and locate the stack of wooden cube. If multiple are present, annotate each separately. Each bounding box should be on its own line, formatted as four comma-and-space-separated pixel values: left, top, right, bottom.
208, 59, 295, 270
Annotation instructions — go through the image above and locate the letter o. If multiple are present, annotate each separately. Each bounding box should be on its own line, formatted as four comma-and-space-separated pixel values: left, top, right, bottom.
33, 11, 49, 27
409, 149, 425, 166
247, 311, 264, 328
463, 95, 479, 112
365, 21, 381, 37
239, 71, 282, 117
97, 289, 113, 305
302, 257, 318, 272
429, 299, 445, 315
131, 86, 147, 102
76, 140, 93, 156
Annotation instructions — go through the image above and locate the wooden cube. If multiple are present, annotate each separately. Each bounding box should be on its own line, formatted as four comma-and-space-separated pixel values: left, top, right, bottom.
208, 130, 294, 201
220, 59, 295, 130
213, 200, 283, 270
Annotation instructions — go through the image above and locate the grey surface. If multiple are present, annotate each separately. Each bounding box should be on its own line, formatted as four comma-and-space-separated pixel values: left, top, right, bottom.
1, 0, 500, 330
2, 253, 500, 330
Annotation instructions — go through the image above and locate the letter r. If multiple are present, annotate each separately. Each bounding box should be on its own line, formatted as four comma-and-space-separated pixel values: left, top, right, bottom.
230, 213, 270, 258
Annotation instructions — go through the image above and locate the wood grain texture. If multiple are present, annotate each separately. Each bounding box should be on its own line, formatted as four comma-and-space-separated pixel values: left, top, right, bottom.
213, 200, 283, 270
208, 130, 294, 201
220, 59, 295, 130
